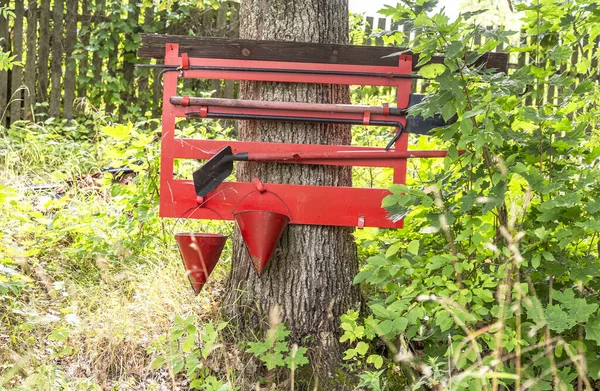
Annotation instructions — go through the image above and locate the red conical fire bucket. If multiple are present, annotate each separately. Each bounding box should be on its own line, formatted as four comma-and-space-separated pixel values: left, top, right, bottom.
175, 233, 227, 294
234, 210, 289, 277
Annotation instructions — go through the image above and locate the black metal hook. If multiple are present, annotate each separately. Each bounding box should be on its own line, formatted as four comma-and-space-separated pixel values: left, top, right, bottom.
385, 123, 405, 151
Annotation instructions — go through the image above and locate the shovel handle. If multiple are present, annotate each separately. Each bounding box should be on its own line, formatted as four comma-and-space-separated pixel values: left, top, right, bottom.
172, 96, 405, 116
245, 150, 455, 161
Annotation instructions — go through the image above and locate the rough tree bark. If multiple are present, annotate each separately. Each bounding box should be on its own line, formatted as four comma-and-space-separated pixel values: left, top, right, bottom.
222, 0, 359, 388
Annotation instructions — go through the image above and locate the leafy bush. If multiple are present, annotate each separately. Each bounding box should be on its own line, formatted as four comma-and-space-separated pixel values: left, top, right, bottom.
344, 1, 600, 390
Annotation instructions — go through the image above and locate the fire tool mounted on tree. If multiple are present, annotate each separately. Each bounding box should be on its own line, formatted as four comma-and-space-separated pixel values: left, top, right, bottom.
137, 35, 508, 294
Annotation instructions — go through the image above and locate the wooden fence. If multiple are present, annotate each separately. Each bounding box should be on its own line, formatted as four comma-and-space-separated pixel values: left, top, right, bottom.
0, 0, 240, 127
0, 3, 597, 128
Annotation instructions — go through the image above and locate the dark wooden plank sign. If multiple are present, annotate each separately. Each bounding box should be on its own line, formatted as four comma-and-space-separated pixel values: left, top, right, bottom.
138, 34, 509, 73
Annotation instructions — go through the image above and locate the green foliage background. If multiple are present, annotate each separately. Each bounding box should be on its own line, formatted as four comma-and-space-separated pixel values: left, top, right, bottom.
344, 1, 600, 390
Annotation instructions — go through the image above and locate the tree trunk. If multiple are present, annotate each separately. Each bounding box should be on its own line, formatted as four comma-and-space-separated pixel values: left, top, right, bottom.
49, 0, 64, 118
23, 0, 37, 121
9, 0, 24, 124
63, 0, 77, 119
222, 0, 358, 388
37, 0, 50, 104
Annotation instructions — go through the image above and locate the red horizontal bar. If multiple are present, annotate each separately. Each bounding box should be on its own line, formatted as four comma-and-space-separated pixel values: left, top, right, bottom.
160, 180, 404, 228
181, 70, 402, 87
172, 139, 447, 167
177, 56, 412, 87
186, 56, 410, 74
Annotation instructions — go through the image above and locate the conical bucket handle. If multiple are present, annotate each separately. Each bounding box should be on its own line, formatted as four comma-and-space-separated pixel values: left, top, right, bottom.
231, 188, 292, 219
174, 194, 230, 231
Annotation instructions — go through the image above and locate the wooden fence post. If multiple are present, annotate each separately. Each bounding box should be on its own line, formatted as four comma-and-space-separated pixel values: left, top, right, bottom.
63, 0, 77, 119
375, 17, 385, 46
77, 0, 90, 100
136, 6, 154, 102
9, 0, 24, 124
24, 0, 37, 120
120, 0, 140, 120
91, 0, 106, 104
37, 0, 50, 104
0, 0, 10, 127
49, 0, 64, 118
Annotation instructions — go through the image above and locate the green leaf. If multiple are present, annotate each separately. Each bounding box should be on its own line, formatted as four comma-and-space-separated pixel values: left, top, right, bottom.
182, 332, 195, 353
545, 304, 576, 333
101, 123, 133, 141
585, 313, 600, 345
367, 354, 384, 369
375, 319, 393, 336
388, 184, 409, 194
446, 41, 464, 59
413, 12, 433, 27
356, 341, 369, 356
392, 317, 409, 333
576, 57, 591, 75
435, 311, 454, 332
531, 253, 541, 269
382, 194, 400, 208
151, 355, 165, 370
386, 241, 403, 257
344, 348, 357, 360
555, 342, 563, 358
418, 64, 446, 79
554, 289, 599, 324
407, 240, 420, 255
285, 346, 309, 370
463, 107, 485, 119
247, 341, 269, 356
525, 296, 547, 330
370, 303, 391, 319
172, 359, 185, 375
533, 226, 549, 240
548, 46, 573, 62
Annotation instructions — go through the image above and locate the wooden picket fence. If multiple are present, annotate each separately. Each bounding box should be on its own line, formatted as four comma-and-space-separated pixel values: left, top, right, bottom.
0, 0, 240, 126
0, 3, 598, 128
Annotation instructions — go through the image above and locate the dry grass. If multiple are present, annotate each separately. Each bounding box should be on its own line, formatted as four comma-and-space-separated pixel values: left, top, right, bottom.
0, 166, 230, 389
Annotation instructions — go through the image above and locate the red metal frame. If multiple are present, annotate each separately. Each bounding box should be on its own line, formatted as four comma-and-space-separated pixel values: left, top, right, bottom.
160, 43, 422, 228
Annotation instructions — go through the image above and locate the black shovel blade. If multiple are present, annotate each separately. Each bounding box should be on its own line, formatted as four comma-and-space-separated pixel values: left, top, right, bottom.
193, 146, 234, 197
406, 94, 457, 135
